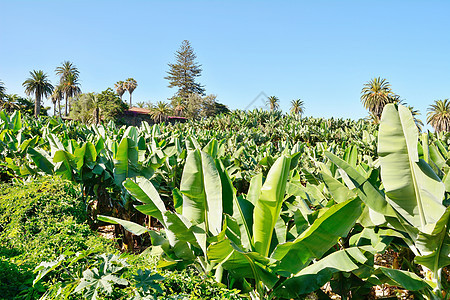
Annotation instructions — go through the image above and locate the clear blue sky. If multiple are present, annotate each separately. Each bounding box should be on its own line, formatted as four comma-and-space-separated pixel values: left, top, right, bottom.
1, 0, 449, 123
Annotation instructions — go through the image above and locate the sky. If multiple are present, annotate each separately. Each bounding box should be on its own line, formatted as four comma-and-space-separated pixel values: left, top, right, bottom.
1, 0, 450, 124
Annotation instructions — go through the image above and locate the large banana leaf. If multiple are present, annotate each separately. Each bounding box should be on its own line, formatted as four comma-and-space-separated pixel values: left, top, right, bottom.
53, 150, 76, 181
207, 239, 279, 289
215, 160, 253, 250
325, 151, 395, 218
123, 177, 167, 221
180, 150, 222, 236
378, 104, 446, 232
378, 267, 432, 291
252, 154, 291, 257
273, 248, 365, 298
27, 147, 54, 175
113, 138, 139, 186
271, 197, 363, 275
414, 208, 450, 272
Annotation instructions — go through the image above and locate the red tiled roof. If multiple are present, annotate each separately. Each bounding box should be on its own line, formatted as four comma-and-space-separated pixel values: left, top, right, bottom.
128, 107, 151, 114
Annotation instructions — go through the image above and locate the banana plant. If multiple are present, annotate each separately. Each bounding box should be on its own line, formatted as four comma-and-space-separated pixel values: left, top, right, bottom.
326, 104, 449, 299
207, 153, 369, 299
99, 148, 225, 274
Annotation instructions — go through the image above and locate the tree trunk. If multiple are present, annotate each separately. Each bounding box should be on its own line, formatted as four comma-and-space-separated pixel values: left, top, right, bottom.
58, 98, 62, 118
94, 107, 100, 124
65, 94, 68, 116
129, 92, 132, 107
35, 92, 41, 119
54, 102, 56, 116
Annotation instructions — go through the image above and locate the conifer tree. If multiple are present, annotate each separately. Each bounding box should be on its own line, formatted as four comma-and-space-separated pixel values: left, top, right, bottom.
165, 40, 205, 99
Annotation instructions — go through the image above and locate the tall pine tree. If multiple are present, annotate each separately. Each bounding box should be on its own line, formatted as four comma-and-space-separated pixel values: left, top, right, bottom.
165, 40, 205, 99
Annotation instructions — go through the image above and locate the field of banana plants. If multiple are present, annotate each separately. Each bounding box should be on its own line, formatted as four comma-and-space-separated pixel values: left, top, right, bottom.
0, 106, 449, 299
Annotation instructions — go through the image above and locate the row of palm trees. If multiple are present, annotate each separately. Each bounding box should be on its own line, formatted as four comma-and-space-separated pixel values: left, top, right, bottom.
20, 61, 81, 118
360, 77, 450, 132
266, 96, 305, 115
114, 79, 138, 107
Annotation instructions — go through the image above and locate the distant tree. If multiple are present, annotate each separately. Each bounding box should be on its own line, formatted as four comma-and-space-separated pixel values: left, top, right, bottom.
267, 96, 280, 111
290, 99, 304, 115
51, 85, 64, 117
171, 96, 186, 116
124, 78, 137, 107
151, 101, 172, 123
0, 80, 6, 100
165, 40, 205, 99
70, 93, 97, 124
185, 93, 204, 119
427, 99, 450, 132
62, 73, 81, 115
0, 93, 20, 114
23, 70, 54, 118
136, 101, 146, 108
4, 94, 49, 116
55, 61, 80, 116
214, 102, 230, 115
115, 80, 126, 101
144, 101, 154, 110
201, 94, 218, 118
96, 88, 128, 121
361, 77, 396, 120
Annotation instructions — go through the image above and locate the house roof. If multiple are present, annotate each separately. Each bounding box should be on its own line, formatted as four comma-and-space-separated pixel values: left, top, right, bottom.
126, 107, 187, 120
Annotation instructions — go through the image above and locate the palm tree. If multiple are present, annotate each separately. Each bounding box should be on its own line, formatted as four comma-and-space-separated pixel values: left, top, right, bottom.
171, 97, 186, 116
0, 80, 6, 100
22, 70, 54, 118
150, 101, 171, 123
55, 61, 80, 116
62, 73, 81, 116
51, 85, 63, 117
114, 81, 125, 101
361, 77, 395, 120
290, 99, 304, 115
267, 96, 280, 111
124, 78, 137, 107
427, 99, 450, 132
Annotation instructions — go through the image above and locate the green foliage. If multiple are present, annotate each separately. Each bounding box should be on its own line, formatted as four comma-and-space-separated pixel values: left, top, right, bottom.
0, 177, 115, 299
160, 267, 244, 300
2, 106, 450, 299
70, 93, 99, 124
96, 87, 129, 121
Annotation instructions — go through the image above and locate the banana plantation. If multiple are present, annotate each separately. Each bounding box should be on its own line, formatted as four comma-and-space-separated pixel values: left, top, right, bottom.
0, 105, 449, 299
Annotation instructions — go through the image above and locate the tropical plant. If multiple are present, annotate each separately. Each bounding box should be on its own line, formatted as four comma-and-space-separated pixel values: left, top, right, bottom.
22, 70, 54, 118
55, 61, 80, 116
136, 101, 146, 108
124, 78, 137, 107
171, 96, 185, 117
361, 77, 395, 120
427, 99, 450, 132
62, 73, 82, 115
150, 101, 171, 123
114, 80, 126, 101
0, 80, 6, 100
290, 99, 304, 115
267, 95, 279, 111
69, 93, 98, 124
50, 84, 63, 117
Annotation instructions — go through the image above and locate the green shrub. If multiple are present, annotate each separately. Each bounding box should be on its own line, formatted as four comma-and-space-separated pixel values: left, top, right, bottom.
0, 176, 115, 299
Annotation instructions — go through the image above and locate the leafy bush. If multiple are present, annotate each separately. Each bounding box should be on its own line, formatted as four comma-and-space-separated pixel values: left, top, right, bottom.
0, 176, 115, 299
